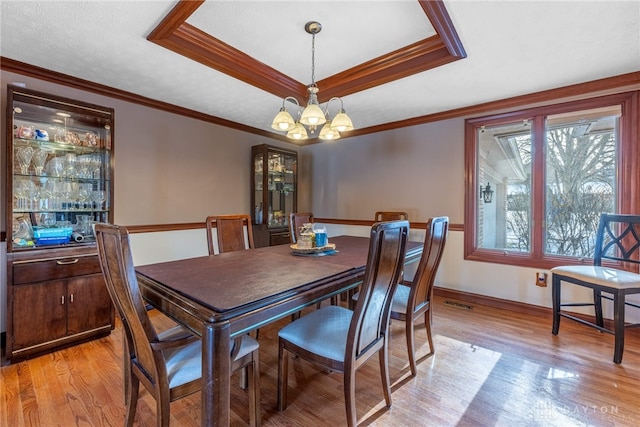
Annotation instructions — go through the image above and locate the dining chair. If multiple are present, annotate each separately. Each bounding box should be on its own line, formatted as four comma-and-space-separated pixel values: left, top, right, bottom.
374, 211, 409, 222
206, 214, 254, 255
374, 211, 409, 284
95, 223, 261, 427
289, 212, 314, 243
390, 216, 448, 376
288, 211, 337, 309
551, 213, 640, 364
277, 220, 409, 427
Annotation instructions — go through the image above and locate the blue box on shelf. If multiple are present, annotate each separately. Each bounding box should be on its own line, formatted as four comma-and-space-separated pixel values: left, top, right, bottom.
33, 227, 73, 246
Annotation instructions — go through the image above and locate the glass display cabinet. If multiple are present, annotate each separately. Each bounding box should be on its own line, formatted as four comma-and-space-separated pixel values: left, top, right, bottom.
5, 85, 115, 360
251, 144, 297, 247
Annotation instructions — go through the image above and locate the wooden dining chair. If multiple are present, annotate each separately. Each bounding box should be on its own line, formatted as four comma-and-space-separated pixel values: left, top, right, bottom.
551, 213, 640, 364
206, 214, 254, 255
390, 216, 448, 376
374, 211, 409, 222
95, 223, 261, 427
375, 211, 409, 284
277, 220, 409, 427
289, 212, 314, 244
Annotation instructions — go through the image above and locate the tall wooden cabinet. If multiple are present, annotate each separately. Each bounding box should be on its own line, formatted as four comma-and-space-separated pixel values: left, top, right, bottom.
5, 85, 115, 360
251, 144, 297, 247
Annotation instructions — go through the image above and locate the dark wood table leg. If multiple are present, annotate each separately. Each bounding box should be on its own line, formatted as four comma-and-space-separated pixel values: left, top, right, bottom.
202, 321, 231, 427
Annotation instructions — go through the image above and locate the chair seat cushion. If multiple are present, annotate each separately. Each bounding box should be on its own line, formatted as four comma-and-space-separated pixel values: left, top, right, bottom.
391, 284, 410, 313
551, 265, 640, 290
278, 305, 352, 362
354, 284, 410, 314
163, 334, 258, 388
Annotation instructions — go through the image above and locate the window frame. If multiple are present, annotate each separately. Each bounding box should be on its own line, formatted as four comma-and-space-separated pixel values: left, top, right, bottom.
464, 91, 639, 270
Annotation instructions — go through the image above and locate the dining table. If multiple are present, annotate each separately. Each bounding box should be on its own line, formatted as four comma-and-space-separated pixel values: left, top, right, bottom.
136, 235, 423, 427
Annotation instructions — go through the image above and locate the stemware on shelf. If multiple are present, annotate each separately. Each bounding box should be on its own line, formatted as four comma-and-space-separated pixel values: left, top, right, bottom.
31, 148, 49, 176
16, 145, 34, 175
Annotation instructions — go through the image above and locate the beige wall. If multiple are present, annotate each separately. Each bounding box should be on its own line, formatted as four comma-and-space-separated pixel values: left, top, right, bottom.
301, 118, 464, 222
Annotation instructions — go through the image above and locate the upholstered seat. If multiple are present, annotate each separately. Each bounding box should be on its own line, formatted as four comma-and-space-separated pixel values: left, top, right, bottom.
551, 266, 640, 289
278, 220, 409, 427
551, 213, 640, 364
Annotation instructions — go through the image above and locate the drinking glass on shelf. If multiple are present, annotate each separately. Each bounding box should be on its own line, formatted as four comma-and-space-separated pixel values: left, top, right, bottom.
92, 190, 106, 210
77, 185, 91, 210
31, 148, 49, 176
16, 146, 34, 174
90, 154, 102, 179
64, 153, 77, 178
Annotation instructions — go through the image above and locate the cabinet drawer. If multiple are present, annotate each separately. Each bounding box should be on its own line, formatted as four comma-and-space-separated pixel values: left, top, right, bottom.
270, 231, 291, 246
13, 255, 102, 285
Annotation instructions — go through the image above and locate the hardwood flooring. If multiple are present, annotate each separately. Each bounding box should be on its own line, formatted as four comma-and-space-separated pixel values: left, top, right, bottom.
2, 296, 639, 427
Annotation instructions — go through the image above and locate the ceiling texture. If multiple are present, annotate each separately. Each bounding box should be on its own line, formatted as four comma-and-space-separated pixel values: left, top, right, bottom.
1, 0, 639, 145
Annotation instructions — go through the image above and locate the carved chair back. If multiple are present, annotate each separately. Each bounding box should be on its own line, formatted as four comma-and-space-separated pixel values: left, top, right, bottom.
206, 214, 255, 255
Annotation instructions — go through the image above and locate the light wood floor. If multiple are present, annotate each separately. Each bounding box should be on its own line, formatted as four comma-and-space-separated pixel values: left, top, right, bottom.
2, 296, 640, 427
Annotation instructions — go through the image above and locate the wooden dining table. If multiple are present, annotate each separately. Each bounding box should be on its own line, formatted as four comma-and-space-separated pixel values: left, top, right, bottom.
136, 235, 422, 427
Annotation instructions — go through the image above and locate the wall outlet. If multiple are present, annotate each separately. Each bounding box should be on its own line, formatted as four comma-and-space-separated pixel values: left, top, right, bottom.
536, 272, 548, 287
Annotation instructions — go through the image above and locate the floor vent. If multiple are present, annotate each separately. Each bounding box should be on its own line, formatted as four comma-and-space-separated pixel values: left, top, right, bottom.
444, 300, 473, 310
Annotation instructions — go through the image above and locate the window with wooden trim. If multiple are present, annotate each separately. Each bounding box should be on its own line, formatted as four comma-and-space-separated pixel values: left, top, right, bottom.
465, 92, 639, 269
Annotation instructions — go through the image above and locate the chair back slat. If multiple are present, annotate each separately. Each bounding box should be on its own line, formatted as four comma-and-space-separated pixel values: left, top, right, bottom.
289, 212, 314, 244
349, 220, 409, 357
374, 211, 409, 222
95, 224, 165, 387
410, 217, 449, 312
206, 214, 254, 254
594, 214, 640, 266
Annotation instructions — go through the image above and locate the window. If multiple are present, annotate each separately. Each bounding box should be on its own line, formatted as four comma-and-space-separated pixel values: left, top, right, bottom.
465, 92, 639, 269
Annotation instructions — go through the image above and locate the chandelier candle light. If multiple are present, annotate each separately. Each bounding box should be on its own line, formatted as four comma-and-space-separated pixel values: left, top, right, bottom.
271, 21, 354, 141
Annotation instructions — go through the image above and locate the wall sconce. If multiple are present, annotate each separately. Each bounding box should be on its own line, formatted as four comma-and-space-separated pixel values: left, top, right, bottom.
480, 182, 494, 203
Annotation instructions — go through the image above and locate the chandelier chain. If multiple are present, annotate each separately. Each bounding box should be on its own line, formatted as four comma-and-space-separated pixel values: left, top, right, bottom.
311, 32, 316, 86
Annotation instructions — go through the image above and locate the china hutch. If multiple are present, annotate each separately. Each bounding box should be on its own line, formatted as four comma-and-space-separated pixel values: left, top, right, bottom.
5, 85, 115, 360
251, 144, 297, 247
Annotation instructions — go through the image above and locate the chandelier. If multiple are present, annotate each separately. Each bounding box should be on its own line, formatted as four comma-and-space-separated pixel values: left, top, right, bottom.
271, 21, 354, 141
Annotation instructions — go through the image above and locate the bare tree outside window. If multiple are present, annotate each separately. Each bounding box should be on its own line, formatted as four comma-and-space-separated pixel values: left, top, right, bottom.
544, 110, 618, 257
476, 107, 619, 258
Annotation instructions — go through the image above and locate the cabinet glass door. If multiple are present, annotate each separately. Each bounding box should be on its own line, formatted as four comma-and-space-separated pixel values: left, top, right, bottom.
251, 144, 297, 232
7, 86, 113, 252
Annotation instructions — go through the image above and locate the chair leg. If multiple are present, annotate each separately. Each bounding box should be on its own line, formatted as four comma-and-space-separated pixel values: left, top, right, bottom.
158, 388, 171, 427
551, 274, 561, 335
277, 343, 288, 411
425, 309, 434, 355
613, 292, 625, 364
379, 342, 392, 408
594, 289, 604, 327
125, 375, 139, 427
405, 316, 417, 377
343, 365, 357, 427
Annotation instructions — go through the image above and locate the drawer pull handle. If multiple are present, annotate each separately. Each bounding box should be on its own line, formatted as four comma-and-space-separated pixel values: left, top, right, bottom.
56, 258, 79, 265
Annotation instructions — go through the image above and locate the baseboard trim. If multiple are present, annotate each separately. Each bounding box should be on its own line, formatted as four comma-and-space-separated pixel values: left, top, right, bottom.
433, 286, 551, 317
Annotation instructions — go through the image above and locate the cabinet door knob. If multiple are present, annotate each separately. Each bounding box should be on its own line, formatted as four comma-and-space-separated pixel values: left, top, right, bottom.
56, 258, 79, 265
61, 296, 65, 305
70, 294, 74, 303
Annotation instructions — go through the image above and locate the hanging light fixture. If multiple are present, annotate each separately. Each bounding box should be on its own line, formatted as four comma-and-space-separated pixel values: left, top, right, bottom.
271, 21, 354, 141
480, 182, 494, 203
